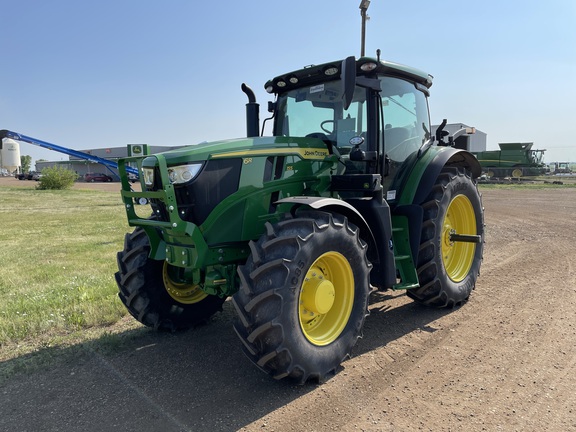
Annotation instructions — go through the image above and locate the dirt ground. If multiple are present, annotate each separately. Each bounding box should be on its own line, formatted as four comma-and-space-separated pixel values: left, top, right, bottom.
1, 184, 575, 432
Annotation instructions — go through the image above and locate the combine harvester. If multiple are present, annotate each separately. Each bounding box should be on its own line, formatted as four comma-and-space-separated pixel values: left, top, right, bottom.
473, 142, 547, 179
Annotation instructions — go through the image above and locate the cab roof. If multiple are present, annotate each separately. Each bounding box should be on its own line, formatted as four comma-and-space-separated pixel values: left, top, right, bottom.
264, 56, 433, 95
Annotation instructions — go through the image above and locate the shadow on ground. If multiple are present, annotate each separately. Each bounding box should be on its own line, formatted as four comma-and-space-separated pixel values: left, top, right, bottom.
0, 292, 452, 432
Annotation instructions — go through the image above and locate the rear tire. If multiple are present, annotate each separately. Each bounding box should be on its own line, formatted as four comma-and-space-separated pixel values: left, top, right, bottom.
115, 227, 225, 331
408, 167, 484, 307
232, 211, 371, 383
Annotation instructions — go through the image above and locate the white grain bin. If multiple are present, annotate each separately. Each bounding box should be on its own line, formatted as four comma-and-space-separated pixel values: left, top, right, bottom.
1, 138, 21, 174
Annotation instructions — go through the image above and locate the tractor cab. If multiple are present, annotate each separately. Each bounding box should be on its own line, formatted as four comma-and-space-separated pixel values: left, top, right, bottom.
265, 56, 433, 195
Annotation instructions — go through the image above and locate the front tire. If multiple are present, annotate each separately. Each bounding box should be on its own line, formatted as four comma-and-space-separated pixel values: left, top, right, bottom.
408, 168, 484, 307
115, 227, 225, 331
232, 211, 371, 383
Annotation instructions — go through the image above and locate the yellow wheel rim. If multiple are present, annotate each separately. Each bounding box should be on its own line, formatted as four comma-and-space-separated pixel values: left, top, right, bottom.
163, 262, 208, 304
441, 195, 477, 282
298, 252, 354, 346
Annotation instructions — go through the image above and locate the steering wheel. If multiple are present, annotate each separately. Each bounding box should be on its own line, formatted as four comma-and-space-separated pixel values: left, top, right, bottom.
321, 120, 335, 134
306, 132, 332, 144
306, 132, 336, 154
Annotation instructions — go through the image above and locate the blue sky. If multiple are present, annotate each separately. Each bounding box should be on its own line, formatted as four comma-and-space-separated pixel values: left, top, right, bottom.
1, 0, 575, 165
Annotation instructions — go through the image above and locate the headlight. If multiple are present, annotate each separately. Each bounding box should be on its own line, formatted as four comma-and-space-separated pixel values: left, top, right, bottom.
142, 168, 155, 186
167, 163, 203, 184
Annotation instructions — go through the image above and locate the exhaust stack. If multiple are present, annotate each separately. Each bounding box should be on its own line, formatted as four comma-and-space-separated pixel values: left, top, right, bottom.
241, 83, 260, 138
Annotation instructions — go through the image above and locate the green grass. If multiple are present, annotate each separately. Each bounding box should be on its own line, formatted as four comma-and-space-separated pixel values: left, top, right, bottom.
0, 185, 135, 360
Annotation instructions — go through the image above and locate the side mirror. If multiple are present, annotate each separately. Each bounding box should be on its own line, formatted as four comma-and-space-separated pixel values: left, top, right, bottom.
435, 119, 448, 143
341, 56, 356, 111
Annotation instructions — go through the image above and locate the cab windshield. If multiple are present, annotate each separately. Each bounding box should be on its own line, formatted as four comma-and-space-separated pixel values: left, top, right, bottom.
273, 76, 431, 173
273, 81, 368, 151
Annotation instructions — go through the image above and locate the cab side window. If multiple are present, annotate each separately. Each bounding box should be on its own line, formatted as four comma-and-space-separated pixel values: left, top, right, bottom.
380, 77, 430, 163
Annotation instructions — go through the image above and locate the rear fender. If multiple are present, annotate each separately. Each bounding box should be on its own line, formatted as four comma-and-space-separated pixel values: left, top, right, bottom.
391, 147, 481, 282
397, 147, 481, 206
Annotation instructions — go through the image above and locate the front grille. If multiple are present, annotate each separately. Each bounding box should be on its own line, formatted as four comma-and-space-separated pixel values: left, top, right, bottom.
148, 159, 242, 226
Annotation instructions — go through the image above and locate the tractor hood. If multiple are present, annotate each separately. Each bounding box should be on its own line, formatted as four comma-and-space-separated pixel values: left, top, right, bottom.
138, 136, 333, 168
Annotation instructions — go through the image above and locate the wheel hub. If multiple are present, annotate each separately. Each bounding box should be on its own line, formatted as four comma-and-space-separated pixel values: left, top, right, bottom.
163, 263, 208, 304
298, 252, 355, 346
301, 268, 336, 315
441, 195, 477, 282
444, 228, 456, 247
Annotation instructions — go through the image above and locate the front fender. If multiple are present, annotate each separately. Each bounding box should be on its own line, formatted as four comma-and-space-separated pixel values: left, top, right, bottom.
277, 195, 398, 289
276, 196, 377, 254
276, 197, 371, 232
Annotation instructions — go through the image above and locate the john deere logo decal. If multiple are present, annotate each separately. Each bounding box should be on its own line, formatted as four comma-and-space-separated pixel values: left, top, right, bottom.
303, 150, 328, 157
132, 146, 142, 154
213, 148, 329, 160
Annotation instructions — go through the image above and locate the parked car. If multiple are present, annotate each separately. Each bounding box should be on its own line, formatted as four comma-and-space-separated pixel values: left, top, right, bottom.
16, 171, 38, 180
32, 172, 43, 181
84, 173, 113, 182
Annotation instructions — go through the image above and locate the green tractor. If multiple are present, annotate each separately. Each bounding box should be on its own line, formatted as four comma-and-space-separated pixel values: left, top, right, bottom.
115, 55, 484, 383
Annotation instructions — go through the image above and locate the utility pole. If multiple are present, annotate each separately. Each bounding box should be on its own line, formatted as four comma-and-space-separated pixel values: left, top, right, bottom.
359, 0, 371, 57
